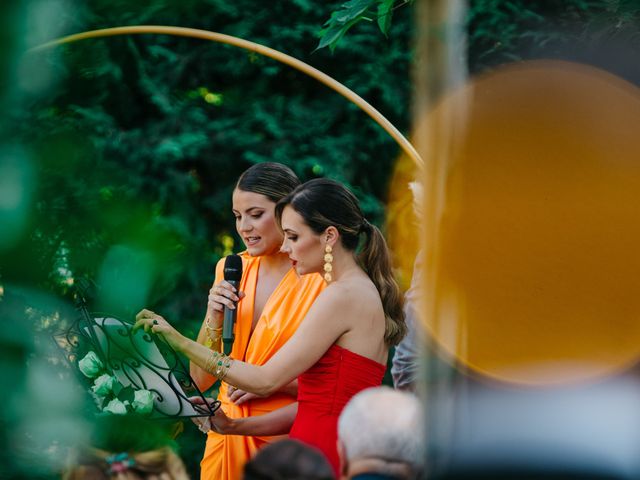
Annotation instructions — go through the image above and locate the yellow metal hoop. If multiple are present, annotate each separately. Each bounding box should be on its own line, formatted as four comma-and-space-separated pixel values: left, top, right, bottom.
32, 25, 423, 168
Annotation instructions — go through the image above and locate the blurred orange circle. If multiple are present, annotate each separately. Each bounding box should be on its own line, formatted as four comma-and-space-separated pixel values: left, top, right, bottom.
414, 60, 640, 385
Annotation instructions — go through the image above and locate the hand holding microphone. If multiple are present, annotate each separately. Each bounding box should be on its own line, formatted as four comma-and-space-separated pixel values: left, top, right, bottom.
221, 254, 243, 355
206, 255, 244, 354
206, 282, 241, 323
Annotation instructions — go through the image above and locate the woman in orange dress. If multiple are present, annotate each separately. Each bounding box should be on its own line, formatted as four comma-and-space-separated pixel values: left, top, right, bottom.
190, 163, 325, 480
138, 179, 406, 477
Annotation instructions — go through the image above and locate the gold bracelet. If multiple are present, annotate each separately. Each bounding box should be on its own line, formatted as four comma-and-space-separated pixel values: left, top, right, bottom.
215, 355, 233, 381
204, 350, 234, 381
204, 316, 223, 349
204, 330, 221, 349
204, 350, 220, 374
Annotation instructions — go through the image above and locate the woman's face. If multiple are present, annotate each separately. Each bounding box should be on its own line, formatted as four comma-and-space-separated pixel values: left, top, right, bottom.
232, 189, 283, 256
280, 205, 324, 276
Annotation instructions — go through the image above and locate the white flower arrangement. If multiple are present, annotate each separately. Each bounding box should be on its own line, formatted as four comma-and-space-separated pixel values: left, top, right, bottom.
78, 350, 155, 415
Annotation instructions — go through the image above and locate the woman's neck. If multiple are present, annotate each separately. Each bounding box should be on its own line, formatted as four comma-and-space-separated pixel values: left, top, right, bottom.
259, 250, 291, 274
331, 247, 361, 283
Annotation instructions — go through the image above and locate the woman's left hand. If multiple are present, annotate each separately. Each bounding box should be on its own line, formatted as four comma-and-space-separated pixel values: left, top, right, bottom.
209, 407, 235, 435
134, 309, 185, 352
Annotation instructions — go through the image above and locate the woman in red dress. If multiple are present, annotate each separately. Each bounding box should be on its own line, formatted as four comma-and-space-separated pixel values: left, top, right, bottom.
136, 178, 406, 476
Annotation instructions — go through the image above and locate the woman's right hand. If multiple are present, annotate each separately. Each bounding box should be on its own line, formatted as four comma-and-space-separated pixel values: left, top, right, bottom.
134, 310, 186, 353
189, 397, 215, 433
207, 281, 244, 328
190, 396, 236, 435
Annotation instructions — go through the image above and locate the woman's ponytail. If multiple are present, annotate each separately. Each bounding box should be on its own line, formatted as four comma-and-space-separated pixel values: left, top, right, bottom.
359, 223, 406, 346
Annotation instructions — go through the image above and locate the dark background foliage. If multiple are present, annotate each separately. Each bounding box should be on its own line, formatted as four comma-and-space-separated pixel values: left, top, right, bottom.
1, 0, 639, 478
4, 0, 414, 321
1, 1, 414, 477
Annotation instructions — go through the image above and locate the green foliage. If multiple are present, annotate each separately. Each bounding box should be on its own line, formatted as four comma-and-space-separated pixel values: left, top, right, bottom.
318, 0, 412, 51
466, 0, 640, 78
3, 0, 413, 309
377, 0, 396, 36
1, 2, 414, 477
4, 1, 640, 478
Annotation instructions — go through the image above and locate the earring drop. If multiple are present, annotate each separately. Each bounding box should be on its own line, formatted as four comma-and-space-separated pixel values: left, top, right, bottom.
323, 244, 333, 283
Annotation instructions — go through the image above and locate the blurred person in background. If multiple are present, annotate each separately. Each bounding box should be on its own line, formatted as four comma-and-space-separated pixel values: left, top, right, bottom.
391, 180, 424, 392
390, 252, 423, 392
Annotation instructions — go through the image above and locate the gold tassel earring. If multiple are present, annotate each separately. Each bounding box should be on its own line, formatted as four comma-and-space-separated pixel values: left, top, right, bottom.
323, 244, 333, 283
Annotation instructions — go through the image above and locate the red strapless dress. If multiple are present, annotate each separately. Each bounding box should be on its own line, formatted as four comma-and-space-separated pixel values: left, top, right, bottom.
289, 344, 386, 477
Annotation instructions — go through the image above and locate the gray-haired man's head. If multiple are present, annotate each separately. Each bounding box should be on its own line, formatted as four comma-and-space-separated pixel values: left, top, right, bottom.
338, 386, 425, 479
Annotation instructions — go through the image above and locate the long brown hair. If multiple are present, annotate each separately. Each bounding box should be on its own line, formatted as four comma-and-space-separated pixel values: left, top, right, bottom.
276, 179, 406, 346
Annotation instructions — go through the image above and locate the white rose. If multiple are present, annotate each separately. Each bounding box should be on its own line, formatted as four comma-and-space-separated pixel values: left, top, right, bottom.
78, 351, 103, 378
92, 374, 117, 396
103, 398, 128, 415
132, 389, 155, 414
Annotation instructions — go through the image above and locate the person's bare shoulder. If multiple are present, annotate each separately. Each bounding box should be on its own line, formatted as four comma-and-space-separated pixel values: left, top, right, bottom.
322, 276, 382, 314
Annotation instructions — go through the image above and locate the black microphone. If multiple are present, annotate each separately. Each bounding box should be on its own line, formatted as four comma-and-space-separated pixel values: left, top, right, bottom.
222, 254, 243, 355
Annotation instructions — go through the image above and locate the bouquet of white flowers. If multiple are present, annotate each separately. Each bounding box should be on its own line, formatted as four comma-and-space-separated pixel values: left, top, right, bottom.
57, 311, 217, 419
78, 350, 155, 415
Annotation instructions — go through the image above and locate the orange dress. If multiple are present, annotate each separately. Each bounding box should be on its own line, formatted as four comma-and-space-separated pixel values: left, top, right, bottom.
200, 252, 325, 480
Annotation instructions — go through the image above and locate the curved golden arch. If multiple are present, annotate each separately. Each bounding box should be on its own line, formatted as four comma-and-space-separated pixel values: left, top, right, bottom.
32, 25, 423, 168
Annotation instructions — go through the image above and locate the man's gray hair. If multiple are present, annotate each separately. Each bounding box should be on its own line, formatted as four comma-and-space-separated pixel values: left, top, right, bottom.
338, 386, 425, 468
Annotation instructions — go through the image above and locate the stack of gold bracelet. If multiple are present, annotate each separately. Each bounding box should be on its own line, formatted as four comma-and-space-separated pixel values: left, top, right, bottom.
205, 350, 233, 381
204, 316, 222, 349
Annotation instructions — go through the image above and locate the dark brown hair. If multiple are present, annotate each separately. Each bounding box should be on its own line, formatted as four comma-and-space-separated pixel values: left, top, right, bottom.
243, 439, 334, 480
276, 178, 406, 346
236, 162, 300, 203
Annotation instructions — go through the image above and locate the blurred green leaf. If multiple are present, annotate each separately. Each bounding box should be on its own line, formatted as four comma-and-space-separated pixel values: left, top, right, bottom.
377, 0, 395, 35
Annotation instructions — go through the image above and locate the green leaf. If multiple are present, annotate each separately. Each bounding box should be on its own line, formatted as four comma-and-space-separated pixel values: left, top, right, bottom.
117, 385, 136, 403
317, 15, 367, 51
336, 0, 376, 23
377, 0, 395, 35
317, 0, 377, 50
112, 379, 123, 396
317, 20, 349, 50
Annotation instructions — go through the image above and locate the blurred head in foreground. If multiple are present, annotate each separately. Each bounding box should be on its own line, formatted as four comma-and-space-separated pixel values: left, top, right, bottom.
243, 438, 333, 480
63, 415, 188, 480
64, 447, 188, 480
338, 386, 425, 479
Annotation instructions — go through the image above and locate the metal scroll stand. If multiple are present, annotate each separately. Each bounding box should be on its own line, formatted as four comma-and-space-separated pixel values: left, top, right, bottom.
54, 278, 220, 419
